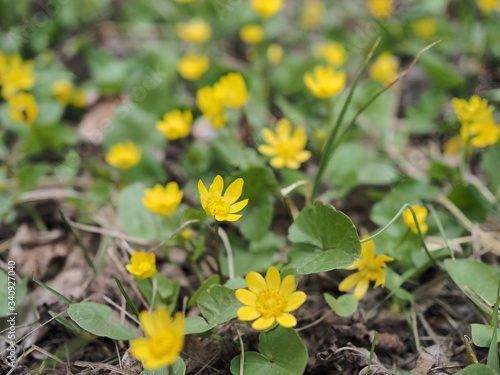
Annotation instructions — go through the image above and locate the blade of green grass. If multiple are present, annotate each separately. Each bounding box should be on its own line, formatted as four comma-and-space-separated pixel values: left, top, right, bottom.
486, 279, 500, 371
32, 274, 73, 305
114, 276, 140, 318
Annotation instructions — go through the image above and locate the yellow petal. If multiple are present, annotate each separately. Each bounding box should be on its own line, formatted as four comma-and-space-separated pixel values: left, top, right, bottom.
338, 271, 364, 292
246, 271, 267, 295
265, 266, 281, 291
252, 316, 275, 330
286, 159, 300, 169
270, 156, 286, 168
216, 213, 242, 221
258, 144, 277, 156
237, 306, 261, 321
373, 269, 386, 288
279, 275, 296, 297
353, 277, 370, 300
276, 118, 292, 139
198, 179, 209, 204
224, 178, 244, 204
209, 175, 224, 196
235, 289, 258, 306
261, 128, 277, 145
229, 199, 248, 214
285, 291, 306, 312
295, 150, 312, 163
360, 239, 375, 259
276, 313, 297, 328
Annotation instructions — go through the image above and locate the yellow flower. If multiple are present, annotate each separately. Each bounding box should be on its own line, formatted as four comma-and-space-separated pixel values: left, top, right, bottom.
301, 0, 324, 29
126, 252, 157, 280
1, 54, 36, 99
339, 238, 394, 300
72, 88, 86, 108
105, 141, 141, 170
411, 17, 437, 40
213, 72, 249, 109
402, 205, 428, 235
369, 52, 399, 85
7, 92, 38, 126
198, 175, 248, 222
142, 182, 183, 216
130, 308, 184, 370
443, 135, 463, 156
176, 18, 212, 44
258, 119, 312, 169
196, 86, 227, 129
315, 42, 348, 67
267, 44, 283, 66
304, 65, 346, 99
156, 110, 192, 140
180, 228, 195, 241
177, 52, 209, 81
236, 266, 306, 330
452, 95, 494, 125
477, 0, 500, 13
52, 80, 74, 105
249, 0, 284, 18
176, 0, 197, 2
240, 24, 264, 44
366, 0, 394, 18
460, 118, 500, 148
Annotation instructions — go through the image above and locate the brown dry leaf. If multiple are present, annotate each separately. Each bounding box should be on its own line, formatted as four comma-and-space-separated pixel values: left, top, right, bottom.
77, 99, 121, 145
411, 344, 449, 374
369, 330, 406, 353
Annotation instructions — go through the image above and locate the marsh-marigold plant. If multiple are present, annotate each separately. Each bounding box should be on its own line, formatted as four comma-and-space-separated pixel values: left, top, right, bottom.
1, 54, 35, 99
214, 72, 249, 109
339, 238, 394, 300
7, 92, 38, 126
236, 266, 306, 330
258, 118, 312, 169
402, 205, 428, 235
369, 52, 399, 85
142, 182, 183, 217
249, 0, 284, 18
105, 141, 141, 170
304, 65, 346, 99
177, 52, 210, 81
198, 175, 248, 222
156, 110, 192, 140
130, 308, 184, 370
126, 252, 157, 280
176, 18, 212, 44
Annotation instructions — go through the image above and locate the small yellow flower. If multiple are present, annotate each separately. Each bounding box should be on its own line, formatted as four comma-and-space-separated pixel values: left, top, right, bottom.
460, 118, 500, 148
72, 88, 86, 108
258, 119, 312, 169
369, 52, 399, 85
339, 238, 394, 300
213, 72, 249, 109
236, 266, 306, 330
156, 110, 192, 140
198, 175, 248, 222
301, 0, 324, 29
366, 0, 394, 19
249, 0, 284, 18
130, 308, 184, 370
7, 92, 38, 126
477, 0, 500, 14
176, 0, 197, 2
1, 54, 36, 99
52, 80, 74, 105
180, 228, 195, 241
105, 141, 141, 170
443, 135, 463, 156
452, 95, 494, 125
402, 205, 428, 235
126, 252, 157, 280
267, 44, 284, 66
196, 86, 227, 129
315, 42, 348, 67
176, 18, 212, 44
411, 17, 437, 40
240, 24, 264, 45
304, 65, 346, 99
142, 182, 183, 217
177, 52, 210, 81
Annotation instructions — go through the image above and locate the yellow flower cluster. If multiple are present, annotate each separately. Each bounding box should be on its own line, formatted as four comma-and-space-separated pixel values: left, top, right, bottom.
196, 72, 249, 129
51, 80, 86, 108
411, 17, 437, 40
177, 52, 210, 81
156, 110, 192, 140
315, 42, 348, 67
452, 95, 500, 148
369, 52, 399, 85
366, 0, 394, 19
249, 0, 284, 18
126, 252, 157, 280
304, 65, 346, 99
142, 182, 183, 217
105, 141, 142, 170
402, 205, 428, 235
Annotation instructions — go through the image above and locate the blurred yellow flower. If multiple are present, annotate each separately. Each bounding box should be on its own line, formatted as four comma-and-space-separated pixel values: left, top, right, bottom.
443, 135, 463, 156
156, 110, 192, 140
105, 141, 141, 169
130, 308, 184, 370
52, 80, 74, 106
369, 52, 399, 85
412, 17, 437, 40
240, 24, 264, 44
304, 65, 346, 99
196, 86, 227, 129
249, 0, 284, 18
461, 118, 500, 148
339, 238, 394, 300
301, 0, 324, 29
214, 72, 249, 109
142, 182, 183, 217
452, 95, 493, 125
236, 266, 306, 330
198, 175, 248, 222
180, 228, 195, 241
72, 88, 86, 108
366, 0, 394, 18
267, 44, 284, 66
1, 54, 36, 99
315, 42, 348, 67
126, 252, 157, 280
176, 18, 212, 44
477, 0, 500, 13
177, 52, 210, 81
7, 92, 38, 126
402, 205, 428, 235
258, 119, 312, 169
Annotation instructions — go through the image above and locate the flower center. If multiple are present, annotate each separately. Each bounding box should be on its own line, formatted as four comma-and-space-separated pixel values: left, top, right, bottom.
149, 331, 175, 357
207, 196, 230, 217
256, 290, 287, 318
276, 140, 299, 159
366, 260, 379, 272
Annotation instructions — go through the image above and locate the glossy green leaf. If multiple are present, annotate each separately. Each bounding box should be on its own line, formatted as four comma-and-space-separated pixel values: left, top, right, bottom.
0, 271, 27, 317
324, 293, 358, 317
185, 316, 213, 335
454, 364, 497, 375
471, 324, 500, 348
188, 275, 220, 308
140, 357, 186, 375
197, 286, 241, 327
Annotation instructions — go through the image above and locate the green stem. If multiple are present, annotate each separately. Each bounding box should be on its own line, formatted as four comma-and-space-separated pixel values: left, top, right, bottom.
213, 221, 222, 279
428, 204, 455, 261
236, 325, 245, 375
367, 331, 378, 375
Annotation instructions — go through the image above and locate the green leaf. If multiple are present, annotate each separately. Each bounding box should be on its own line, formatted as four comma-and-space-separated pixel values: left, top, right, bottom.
471, 324, 500, 347
235, 166, 279, 203
67, 301, 138, 340
454, 364, 497, 375
23, 123, 77, 155
140, 357, 186, 375
240, 195, 274, 241
0, 271, 27, 317
418, 51, 464, 88
188, 275, 220, 308
197, 286, 241, 327
185, 316, 213, 335
16, 163, 50, 192
287, 201, 361, 274
324, 293, 358, 317
230, 326, 308, 375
